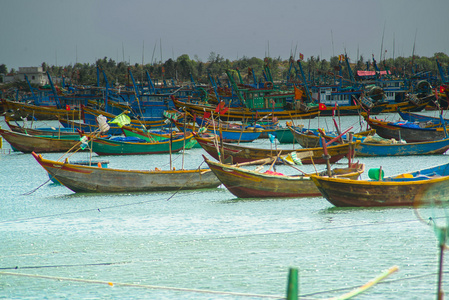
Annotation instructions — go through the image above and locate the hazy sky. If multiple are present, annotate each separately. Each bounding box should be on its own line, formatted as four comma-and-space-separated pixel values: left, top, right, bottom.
1, 0, 448, 71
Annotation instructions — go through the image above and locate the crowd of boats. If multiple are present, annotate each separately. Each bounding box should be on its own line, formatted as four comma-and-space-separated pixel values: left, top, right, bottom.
2, 93, 449, 208
1, 58, 449, 208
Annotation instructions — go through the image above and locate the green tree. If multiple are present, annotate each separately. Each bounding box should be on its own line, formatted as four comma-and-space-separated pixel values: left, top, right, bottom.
0, 64, 8, 74
176, 54, 193, 81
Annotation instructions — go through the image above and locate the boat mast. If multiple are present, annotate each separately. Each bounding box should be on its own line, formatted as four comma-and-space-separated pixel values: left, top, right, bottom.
46, 71, 61, 109
24, 74, 38, 103
296, 58, 313, 102
101, 69, 110, 112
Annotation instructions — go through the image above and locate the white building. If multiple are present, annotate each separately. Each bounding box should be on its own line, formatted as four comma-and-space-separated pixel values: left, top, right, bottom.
0, 67, 49, 85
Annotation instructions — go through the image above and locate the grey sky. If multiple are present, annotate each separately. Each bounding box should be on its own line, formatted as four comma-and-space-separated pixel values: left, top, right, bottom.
1, 0, 448, 71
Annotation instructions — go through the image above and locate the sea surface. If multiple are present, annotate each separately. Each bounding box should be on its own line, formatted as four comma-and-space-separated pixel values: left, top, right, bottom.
1, 112, 449, 299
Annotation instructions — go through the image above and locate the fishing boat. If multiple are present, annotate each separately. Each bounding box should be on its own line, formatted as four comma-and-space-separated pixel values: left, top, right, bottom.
58, 118, 103, 133
194, 134, 360, 165
204, 156, 364, 198
59, 106, 169, 135
193, 114, 278, 138
291, 125, 449, 156
363, 113, 448, 142
32, 152, 221, 193
173, 98, 319, 121
0, 128, 82, 153
82, 106, 169, 129
311, 162, 449, 207
398, 110, 449, 125
48, 159, 109, 184
289, 125, 374, 147
89, 134, 193, 155
172, 119, 262, 143
272, 124, 304, 143
1, 98, 82, 121
377, 98, 431, 113
4, 117, 79, 137
120, 125, 199, 149
353, 137, 449, 156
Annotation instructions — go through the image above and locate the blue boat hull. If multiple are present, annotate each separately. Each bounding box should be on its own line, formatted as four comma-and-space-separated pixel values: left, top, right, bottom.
355, 138, 449, 156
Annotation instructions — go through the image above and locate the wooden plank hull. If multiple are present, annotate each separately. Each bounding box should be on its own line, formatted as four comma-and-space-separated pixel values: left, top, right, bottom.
291, 129, 324, 148
0, 128, 81, 153
317, 104, 384, 116
272, 127, 297, 143
32, 152, 221, 193
90, 134, 192, 155
5, 119, 79, 136
291, 127, 449, 156
195, 135, 359, 165
173, 98, 319, 121
311, 163, 449, 207
2, 99, 81, 120
205, 158, 364, 198
398, 111, 448, 124
355, 138, 449, 156
121, 125, 199, 149
376, 100, 429, 113
363, 113, 448, 142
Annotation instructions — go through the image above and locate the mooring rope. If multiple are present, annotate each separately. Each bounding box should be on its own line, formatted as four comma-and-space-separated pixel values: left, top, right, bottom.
0, 271, 284, 299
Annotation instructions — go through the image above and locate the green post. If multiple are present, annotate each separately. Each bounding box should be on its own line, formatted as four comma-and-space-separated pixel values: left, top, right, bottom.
286, 267, 299, 300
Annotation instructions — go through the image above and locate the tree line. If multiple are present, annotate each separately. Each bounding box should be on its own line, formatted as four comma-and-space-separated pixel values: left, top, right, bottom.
1, 51, 448, 90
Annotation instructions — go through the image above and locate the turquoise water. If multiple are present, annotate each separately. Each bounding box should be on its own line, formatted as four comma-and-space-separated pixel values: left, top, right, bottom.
1, 114, 449, 299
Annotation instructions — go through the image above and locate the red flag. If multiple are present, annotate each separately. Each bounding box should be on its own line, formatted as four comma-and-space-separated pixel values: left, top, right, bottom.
66, 104, 70, 111
221, 106, 229, 115
214, 101, 228, 115
299, 53, 304, 61
318, 103, 327, 111
203, 111, 211, 119
214, 102, 223, 113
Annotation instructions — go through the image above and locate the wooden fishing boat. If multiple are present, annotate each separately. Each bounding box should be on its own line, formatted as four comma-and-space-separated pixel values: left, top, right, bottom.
5, 117, 79, 137
353, 137, 449, 157
172, 119, 262, 143
290, 128, 329, 148
311, 162, 449, 207
374, 97, 432, 114
0, 128, 82, 153
173, 98, 319, 121
272, 125, 304, 143
398, 110, 449, 125
89, 134, 193, 155
192, 114, 281, 137
291, 125, 449, 156
204, 156, 364, 198
1, 98, 82, 120
120, 125, 199, 149
58, 118, 103, 133
363, 113, 448, 142
289, 126, 374, 148
194, 134, 360, 165
32, 152, 221, 193
59, 106, 169, 135
82, 106, 168, 129
48, 159, 109, 184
